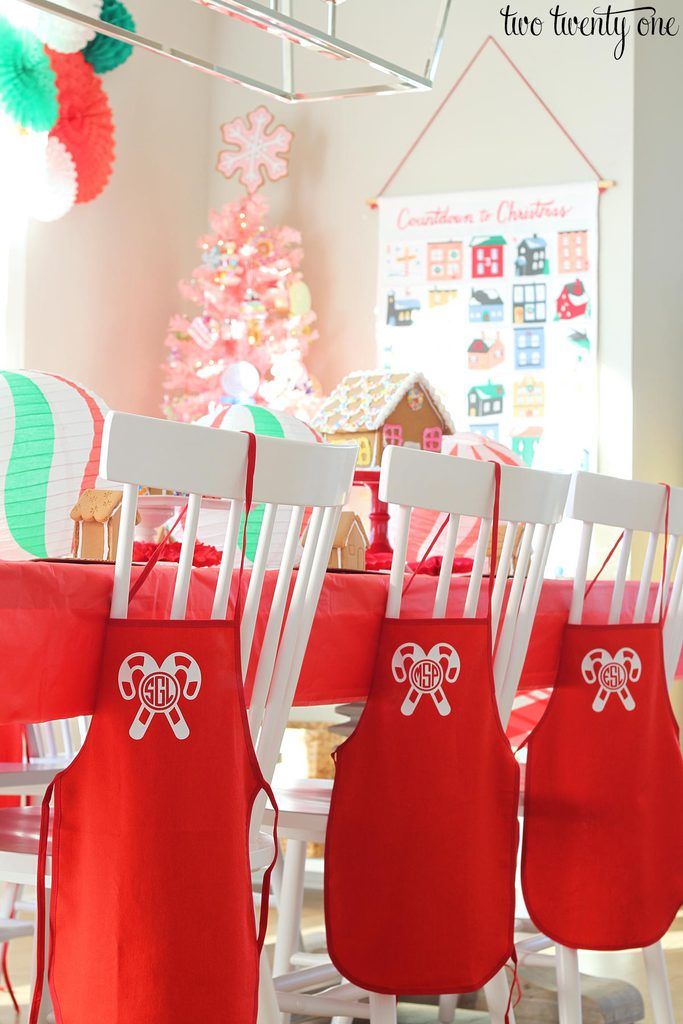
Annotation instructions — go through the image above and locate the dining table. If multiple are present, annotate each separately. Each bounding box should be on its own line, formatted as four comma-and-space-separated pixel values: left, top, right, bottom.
0, 559, 679, 762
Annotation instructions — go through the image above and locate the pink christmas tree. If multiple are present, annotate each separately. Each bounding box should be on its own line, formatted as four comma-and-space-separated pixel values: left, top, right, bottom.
162, 192, 320, 422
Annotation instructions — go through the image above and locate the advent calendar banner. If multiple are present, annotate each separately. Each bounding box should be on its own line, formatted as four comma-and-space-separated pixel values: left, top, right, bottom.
376, 182, 599, 470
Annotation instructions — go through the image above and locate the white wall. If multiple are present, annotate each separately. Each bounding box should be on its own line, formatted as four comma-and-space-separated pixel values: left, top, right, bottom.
631, 33, 683, 487
22, 0, 214, 415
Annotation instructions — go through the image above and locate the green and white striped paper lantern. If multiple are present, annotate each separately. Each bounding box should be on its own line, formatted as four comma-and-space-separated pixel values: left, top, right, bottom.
0, 370, 108, 559
197, 403, 320, 566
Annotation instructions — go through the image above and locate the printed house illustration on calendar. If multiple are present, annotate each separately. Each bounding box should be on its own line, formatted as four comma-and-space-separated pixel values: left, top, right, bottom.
428, 287, 458, 308
468, 334, 504, 371
512, 425, 544, 467
557, 230, 589, 273
469, 288, 504, 322
513, 376, 545, 418
515, 235, 547, 276
468, 381, 505, 418
514, 327, 545, 369
513, 283, 547, 324
427, 241, 463, 281
470, 236, 506, 278
386, 290, 421, 327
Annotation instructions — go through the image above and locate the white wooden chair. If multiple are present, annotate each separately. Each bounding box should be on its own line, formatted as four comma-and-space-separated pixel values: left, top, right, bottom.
0, 411, 357, 1024
0, 720, 91, 797
515, 471, 683, 1024
0, 718, 90, 1010
272, 445, 570, 1024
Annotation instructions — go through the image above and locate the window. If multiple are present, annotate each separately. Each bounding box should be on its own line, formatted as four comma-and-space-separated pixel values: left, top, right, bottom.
383, 423, 403, 447
357, 437, 372, 467
422, 427, 442, 452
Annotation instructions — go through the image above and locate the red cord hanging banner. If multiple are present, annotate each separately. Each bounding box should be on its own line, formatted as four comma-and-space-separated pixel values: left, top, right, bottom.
368, 34, 614, 209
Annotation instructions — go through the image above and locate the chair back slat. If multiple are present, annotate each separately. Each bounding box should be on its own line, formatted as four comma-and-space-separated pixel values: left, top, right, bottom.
170, 492, 203, 620
101, 412, 356, 801
379, 446, 570, 729
386, 505, 411, 619
433, 514, 460, 617
210, 499, 244, 620
493, 522, 536, 710
247, 506, 305, 741
498, 521, 554, 726
464, 516, 491, 619
608, 528, 633, 624
491, 521, 517, 638
240, 502, 278, 675
568, 521, 593, 625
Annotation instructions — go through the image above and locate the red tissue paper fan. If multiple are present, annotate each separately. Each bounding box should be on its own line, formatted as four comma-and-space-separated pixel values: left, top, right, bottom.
47, 49, 115, 204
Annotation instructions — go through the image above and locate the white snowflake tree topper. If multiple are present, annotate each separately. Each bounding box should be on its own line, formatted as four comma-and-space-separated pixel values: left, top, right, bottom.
217, 106, 293, 195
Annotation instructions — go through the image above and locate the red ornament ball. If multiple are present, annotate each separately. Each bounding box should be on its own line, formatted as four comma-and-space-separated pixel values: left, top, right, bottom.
47, 49, 115, 204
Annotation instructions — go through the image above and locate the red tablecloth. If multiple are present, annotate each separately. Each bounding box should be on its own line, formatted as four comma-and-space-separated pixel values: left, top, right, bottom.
0, 560, 679, 727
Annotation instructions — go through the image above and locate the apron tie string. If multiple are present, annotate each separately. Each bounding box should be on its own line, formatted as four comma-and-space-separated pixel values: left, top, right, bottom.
256, 778, 279, 951
28, 780, 54, 1024
504, 948, 522, 1023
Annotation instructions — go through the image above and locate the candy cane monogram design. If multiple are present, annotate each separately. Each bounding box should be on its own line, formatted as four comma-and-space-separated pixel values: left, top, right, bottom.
581, 647, 642, 713
118, 652, 202, 740
391, 643, 461, 717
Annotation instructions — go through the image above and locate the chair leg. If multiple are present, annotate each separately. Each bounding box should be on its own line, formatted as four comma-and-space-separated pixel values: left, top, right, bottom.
270, 842, 284, 908
369, 993, 397, 1024
438, 993, 459, 1022
257, 947, 280, 1024
643, 941, 675, 1024
556, 945, 582, 1024
484, 966, 515, 1024
272, 839, 307, 977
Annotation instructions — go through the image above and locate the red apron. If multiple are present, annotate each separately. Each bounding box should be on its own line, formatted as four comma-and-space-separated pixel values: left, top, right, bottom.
30, 435, 277, 1024
522, 493, 683, 950
324, 466, 520, 995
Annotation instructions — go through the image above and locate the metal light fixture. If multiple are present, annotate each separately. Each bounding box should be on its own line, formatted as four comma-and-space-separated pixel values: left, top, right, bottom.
14, 0, 452, 101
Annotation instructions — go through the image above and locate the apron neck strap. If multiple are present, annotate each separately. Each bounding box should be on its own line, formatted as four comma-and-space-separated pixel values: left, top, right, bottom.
233, 431, 256, 623
583, 481, 671, 624
126, 431, 257, 619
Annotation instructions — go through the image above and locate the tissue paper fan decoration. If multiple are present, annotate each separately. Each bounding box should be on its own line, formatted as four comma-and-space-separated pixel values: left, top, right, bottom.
83, 0, 135, 73
48, 50, 115, 203
0, 17, 58, 131
34, 0, 100, 54
28, 135, 78, 222
217, 106, 292, 195
0, 370, 109, 559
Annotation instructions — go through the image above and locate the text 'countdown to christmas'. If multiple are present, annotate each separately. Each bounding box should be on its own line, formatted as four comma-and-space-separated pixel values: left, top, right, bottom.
499, 5, 679, 59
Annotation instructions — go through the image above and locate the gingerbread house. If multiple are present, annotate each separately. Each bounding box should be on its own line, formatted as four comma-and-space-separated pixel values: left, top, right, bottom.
71, 488, 140, 561
328, 512, 369, 571
312, 371, 455, 469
